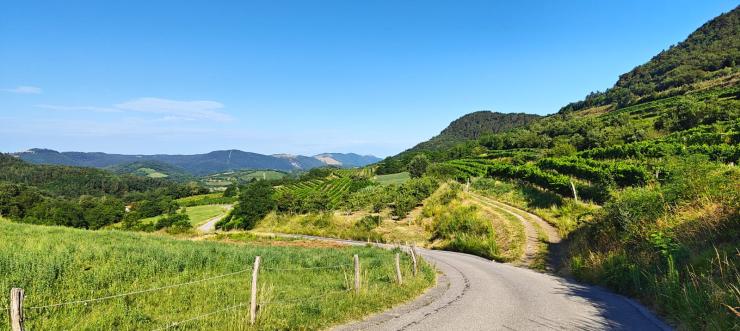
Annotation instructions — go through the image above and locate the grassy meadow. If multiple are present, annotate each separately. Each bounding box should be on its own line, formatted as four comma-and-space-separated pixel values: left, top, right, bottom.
139, 204, 231, 227
176, 192, 236, 207
137, 167, 169, 178
0, 222, 435, 330
373, 172, 410, 185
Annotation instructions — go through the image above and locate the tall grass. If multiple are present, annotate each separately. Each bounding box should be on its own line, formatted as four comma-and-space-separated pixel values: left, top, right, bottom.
471, 178, 598, 236
0, 222, 434, 330
420, 183, 524, 261
568, 157, 740, 330
254, 210, 431, 245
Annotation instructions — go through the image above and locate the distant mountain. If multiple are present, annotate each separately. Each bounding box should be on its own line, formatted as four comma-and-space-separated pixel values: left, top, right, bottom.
313, 153, 382, 168
12, 148, 381, 176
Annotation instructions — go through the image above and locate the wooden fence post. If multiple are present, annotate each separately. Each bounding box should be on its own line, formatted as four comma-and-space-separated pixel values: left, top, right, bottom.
410, 245, 418, 276
354, 254, 361, 294
9, 288, 24, 331
569, 180, 579, 202
395, 253, 403, 285
250, 256, 261, 325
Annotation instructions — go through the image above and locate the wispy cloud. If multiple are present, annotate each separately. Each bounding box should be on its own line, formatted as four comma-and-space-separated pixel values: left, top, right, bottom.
35, 104, 121, 113
2, 86, 42, 94
35, 97, 231, 121
115, 97, 230, 121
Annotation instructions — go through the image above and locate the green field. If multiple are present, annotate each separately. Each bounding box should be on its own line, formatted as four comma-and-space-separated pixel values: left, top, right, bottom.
0, 222, 435, 330
137, 167, 169, 178
140, 204, 231, 226
175, 192, 236, 207
373, 172, 410, 185
200, 170, 288, 190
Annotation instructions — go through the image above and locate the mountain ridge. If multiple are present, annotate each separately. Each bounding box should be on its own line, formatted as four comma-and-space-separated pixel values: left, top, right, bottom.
11, 148, 381, 176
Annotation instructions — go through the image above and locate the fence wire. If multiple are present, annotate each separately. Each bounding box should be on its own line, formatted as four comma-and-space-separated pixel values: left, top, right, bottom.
151, 288, 353, 330
26, 267, 252, 310
262, 263, 353, 271
151, 302, 249, 331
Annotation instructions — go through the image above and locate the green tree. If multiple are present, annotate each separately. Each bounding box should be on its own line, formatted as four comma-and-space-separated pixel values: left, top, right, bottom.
217, 181, 275, 230
408, 154, 430, 178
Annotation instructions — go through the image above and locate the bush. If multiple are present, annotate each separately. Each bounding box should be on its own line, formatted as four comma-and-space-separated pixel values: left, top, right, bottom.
154, 211, 191, 232
431, 205, 499, 259
355, 215, 382, 231
217, 181, 275, 230
603, 187, 666, 237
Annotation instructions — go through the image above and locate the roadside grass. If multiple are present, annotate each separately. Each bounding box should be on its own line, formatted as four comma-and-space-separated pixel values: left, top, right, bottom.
471, 178, 598, 236
480, 199, 550, 270
373, 172, 410, 186
462, 197, 526, 263
139, 204, 230, 226
253, 211, 430, 245
417, 183, 524, 262
567, 159, 740, 330
0, 222, 435, 330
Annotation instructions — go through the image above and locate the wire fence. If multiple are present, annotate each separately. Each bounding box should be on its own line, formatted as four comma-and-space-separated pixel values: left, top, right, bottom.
5, 249, 421, 330
25, 267, 253, 310
151, 288, 354, 331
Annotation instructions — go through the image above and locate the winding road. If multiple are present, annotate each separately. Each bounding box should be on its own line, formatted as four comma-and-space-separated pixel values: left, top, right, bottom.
261, 194, 672, 330
335, 247, 671, 331
304, 197, 671, 330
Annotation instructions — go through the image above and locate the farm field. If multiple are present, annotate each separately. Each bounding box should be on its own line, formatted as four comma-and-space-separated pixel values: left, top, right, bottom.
0, 222, 435, 330
373, 172, 410, 185
137, 167, 169, 178
176, 192, 236, 207
140, 204, 231, 226
200, 170, 288, 190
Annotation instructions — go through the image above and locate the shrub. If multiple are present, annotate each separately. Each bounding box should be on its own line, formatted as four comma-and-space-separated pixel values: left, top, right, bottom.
217, 181, 275, 230
355, 215, 382, 231
431, 205, 499, 259
154, 211, 191, 232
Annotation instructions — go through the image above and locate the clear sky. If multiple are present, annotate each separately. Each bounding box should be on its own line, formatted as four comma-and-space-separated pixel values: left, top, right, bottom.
1, 0, 736, 157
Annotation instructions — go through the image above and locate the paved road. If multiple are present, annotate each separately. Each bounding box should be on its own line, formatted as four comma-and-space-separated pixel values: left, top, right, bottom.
271, 210, 672, 330
336, 246, 671, 331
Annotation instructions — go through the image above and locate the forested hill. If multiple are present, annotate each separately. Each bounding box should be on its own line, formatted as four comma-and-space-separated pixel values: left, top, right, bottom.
560, 6, 739, 113
376, 112, 540, 173
379, 6, 740, 174
0, 154, 183, 197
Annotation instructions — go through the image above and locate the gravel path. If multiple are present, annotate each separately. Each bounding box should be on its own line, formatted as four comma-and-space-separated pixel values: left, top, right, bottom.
468, 193, 561, 267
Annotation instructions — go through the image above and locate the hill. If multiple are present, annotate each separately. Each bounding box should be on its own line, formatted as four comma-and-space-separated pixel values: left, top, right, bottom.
560, 6, 739, 113
106, 160, 193, 182
377, 111, 540, 173
313, 153, 382, 167
12, 149, 381, 176
0, 154, 180, 197
412, 7, 740, 329
405, 111, 541, 153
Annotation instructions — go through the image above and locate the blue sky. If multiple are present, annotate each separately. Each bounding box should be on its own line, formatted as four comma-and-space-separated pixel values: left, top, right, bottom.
1, 1, 736, 157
